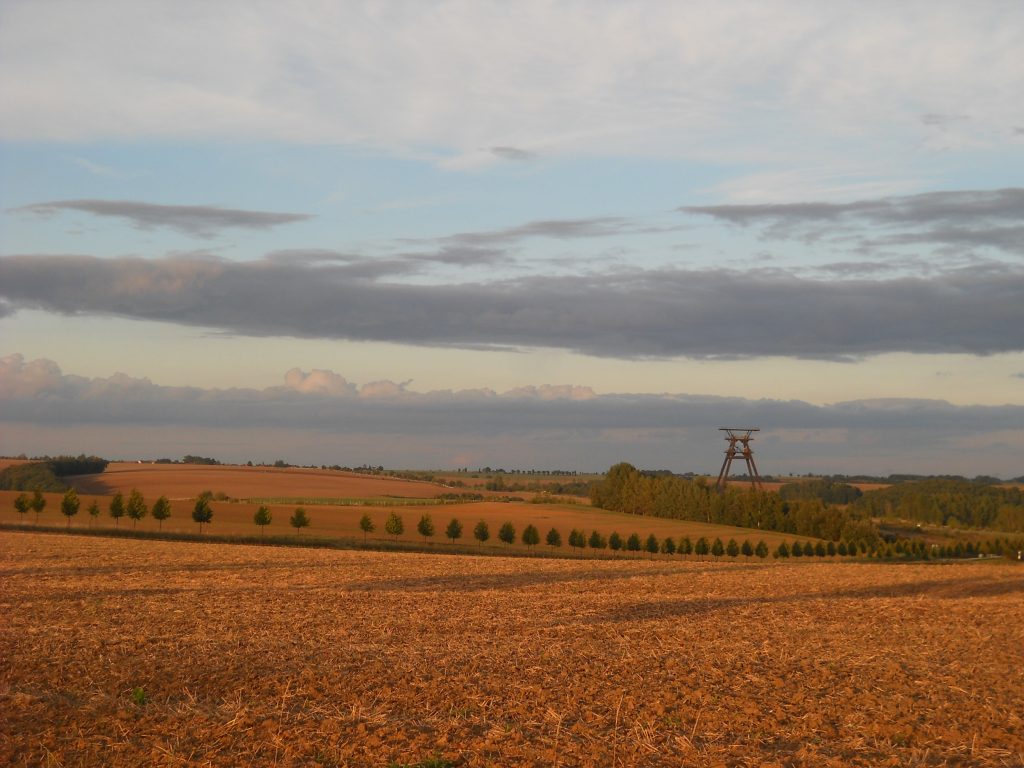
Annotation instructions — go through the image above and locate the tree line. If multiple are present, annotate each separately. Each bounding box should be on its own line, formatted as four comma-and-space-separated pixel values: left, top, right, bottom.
589, 463, 878, 544
0, 455, 109, 492
851, 478, 1024, 532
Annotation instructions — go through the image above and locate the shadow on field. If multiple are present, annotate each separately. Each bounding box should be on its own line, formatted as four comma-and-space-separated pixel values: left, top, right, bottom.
594, 574, 1024, 623
351, 563, 763, 593
64, 473, 114, 495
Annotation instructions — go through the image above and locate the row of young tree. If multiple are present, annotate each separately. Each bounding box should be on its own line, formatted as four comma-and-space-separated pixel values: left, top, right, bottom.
589, 463, 878, 544
13, 488, 177, 530
13, 491, 1020, 560
365, 511, 1022, 560
12, 488, 318, 536
351, 511, 941, 560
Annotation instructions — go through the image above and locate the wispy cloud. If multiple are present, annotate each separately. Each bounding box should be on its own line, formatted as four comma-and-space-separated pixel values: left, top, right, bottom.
490, 146, 537, 162
436, 217, 636, 247
920, 113, 969, 128
13, 200, 312, 238
683, 188, 1024, 255
1, 253, 1021, 360
3, 2, 1019, 173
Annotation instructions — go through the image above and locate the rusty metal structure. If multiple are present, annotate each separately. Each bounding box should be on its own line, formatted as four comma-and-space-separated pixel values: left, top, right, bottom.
715, 428, 764, 492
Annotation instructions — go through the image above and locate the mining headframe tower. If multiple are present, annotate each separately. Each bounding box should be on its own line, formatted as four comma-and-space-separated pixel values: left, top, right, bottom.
715, 427, 764, 492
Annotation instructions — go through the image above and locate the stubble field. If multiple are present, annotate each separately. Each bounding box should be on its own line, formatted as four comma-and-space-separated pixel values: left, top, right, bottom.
2, 531, 1022, 767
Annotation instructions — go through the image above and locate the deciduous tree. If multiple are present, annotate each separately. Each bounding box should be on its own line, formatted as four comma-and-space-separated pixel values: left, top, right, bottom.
30, 489, 46, 525
645, 533, 659, 555
60, 489, 79, 528
109, 492, 125, 527
254, 505, 272, 536
14, 493, 30, 524
473, 520, 489, 547
498, 521, 516, 546
678, 536, 693, 557
126, 488, 147, 529
87, 500, 101, 527
522, 524, 540, 547
385, 511, 404, 540
445, 517, 463, 544
359, 512, 375, 541
417, 513, 435, 542
192, 491, 213, 534
151, 496, 171, 531
290, 507, 310, 535
546, 527, 562, 547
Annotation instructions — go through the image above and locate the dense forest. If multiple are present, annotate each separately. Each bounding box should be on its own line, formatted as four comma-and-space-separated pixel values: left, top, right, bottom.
589, 463, 878, 544
0, 455, 109, 491
590, 464, 1024, 537
778, 478, 862, 504
852, 479, 1024, 532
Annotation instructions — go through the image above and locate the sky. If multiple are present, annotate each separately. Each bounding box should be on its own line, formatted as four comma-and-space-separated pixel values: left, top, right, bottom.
1, 1, 1023, 476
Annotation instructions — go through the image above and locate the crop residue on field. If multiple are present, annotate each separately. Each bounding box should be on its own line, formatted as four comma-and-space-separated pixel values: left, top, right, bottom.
1, 532, 1022, 767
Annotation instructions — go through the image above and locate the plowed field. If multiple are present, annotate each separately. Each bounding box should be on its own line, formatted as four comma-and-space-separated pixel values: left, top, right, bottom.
2, 532, 1022, 767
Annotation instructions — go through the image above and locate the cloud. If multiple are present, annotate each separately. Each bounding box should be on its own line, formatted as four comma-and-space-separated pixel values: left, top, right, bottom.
13, 200, 312, 237
683, 188, 1024, 255
920, 113, 969, 128
283, 368, 358, 397
4, 2, 1019, 172
436, 217, 635, 248
1, 252, 1023, 360
3, 354, 1022, 475
682, 188, 1024, 228
490, 146, 537, 161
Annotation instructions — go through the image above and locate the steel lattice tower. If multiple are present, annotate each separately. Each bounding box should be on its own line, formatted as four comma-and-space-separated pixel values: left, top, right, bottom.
715, 428, 764, 492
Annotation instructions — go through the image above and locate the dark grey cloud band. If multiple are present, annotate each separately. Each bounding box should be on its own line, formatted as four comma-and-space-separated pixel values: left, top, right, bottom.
1, 253, 1021, 359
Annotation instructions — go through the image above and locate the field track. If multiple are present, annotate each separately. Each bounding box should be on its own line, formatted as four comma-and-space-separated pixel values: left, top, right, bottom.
2, 532, 1022, 767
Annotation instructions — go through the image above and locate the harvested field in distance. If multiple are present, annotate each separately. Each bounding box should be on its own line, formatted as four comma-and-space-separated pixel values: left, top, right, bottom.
67, 463, 451, 501
2, 532, 1022, 767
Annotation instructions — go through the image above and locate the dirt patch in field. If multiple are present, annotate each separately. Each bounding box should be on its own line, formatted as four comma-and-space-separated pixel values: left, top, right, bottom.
1, 532, 1021, 767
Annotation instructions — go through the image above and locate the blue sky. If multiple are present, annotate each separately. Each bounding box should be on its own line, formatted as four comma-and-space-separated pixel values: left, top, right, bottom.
1, 1, 1022, 475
